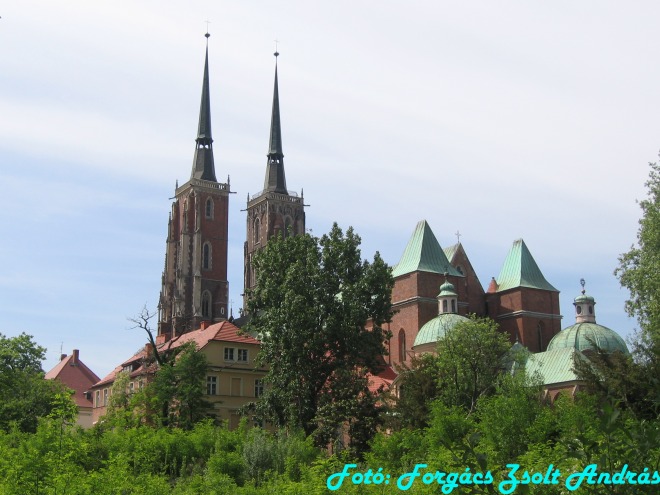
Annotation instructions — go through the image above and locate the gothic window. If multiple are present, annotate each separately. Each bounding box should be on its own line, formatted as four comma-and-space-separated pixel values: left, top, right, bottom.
254, 218, 261, 244
202, 291, 212, 319
284, 216, 292, 238
398, 329, 406, 363
203, 242, 212, 270
205, 198, 213, 219
537, 322, 545, 352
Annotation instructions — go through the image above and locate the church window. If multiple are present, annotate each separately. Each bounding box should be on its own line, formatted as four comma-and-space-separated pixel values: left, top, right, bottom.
537, 322, 545, 352
254, 218, 261, 244
588, 305, 593, 314
203, 243, 212, 270
398, 329, 406, 363
207, 376, 217, 395
205, 198, 214, 219
284, 216, 292, 238
442, 300, 448, 313
202, 291, 212, 318
451, 299, 456, 313
576, 305, 582, 315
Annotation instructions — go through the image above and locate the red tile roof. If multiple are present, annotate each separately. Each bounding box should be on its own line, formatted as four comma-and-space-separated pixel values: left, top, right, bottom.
45, 351, 101, 407
367, 365, 397, 393
92, 321, 259, 389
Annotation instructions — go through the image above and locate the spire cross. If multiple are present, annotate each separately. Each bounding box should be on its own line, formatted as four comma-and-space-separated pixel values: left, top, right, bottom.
205, 19, 211, 35
455, 230, 462, 244
274, 39, 279, 57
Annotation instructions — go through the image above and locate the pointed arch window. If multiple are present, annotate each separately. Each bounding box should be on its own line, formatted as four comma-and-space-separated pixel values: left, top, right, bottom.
205, 198, 214, 219
254, 218, 261, 245
537, 321, 545, 352
284, 216, 292, 238
202, 291, 212, 319
398, 329, 407, 363
203, 242, 212, 270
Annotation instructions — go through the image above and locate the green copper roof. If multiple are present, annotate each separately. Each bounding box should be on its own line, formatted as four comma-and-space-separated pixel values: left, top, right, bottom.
438, 280, 457, 297
547, 323, 629, 354
413, 313, 470, 348
525, 348, 585, 386
495, 239, 558, 292
443, 244, 459, 263
392, 221, 462, 278
191, 37, 217, 182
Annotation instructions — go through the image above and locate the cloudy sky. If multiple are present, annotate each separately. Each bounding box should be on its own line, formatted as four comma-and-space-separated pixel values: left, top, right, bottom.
1, 1, 658, 377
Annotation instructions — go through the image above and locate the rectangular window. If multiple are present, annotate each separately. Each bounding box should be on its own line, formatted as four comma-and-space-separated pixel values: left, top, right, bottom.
207, 375, 217, 395
224, 347, 235, 361
254, 379, 264, 398
231, 377, 242, 397
95, 390, 100, 407
103, 389, 108, 406
129, 382, 134, 394
237, 349, 248, 362
138, 379, 144, 390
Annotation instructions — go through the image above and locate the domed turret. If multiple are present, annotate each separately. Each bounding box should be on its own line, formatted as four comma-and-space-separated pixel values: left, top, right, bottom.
547, 280, 628, 354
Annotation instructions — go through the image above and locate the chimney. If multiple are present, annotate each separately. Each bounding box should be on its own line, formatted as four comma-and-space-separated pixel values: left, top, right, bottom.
156, 334, 168, 345
144, 343, 154, 357
71, 349, 79, 366
60, 353, 67, 361
200, 320, 210, 330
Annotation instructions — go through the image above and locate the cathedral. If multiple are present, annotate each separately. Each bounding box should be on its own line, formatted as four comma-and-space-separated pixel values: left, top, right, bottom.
84, 35, 630, 425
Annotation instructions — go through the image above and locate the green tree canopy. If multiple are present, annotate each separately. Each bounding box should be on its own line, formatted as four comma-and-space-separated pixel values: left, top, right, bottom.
244, 223, 394, 443
0, 332, 70, 432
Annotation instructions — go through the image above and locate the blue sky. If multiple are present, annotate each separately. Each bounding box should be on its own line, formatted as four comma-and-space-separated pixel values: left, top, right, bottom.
1, 1, 659, 377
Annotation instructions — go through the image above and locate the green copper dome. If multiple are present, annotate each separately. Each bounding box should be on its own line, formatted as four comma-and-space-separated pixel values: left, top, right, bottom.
574, 293, 595, 304
438, 280, 457, 297
413, 313, 469, 348
547, 323, 629, 354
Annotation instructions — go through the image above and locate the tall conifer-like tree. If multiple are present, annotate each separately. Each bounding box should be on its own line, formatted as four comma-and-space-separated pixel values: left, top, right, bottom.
245, 224, 394, 444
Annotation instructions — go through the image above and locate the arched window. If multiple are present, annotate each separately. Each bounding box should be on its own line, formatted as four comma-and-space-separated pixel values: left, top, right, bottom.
205, 198, 213, 219
284, 216, 292, 238
442, 300, 448, 313
203, 242, 212, 270
398, 329, 406, 363
254, 218, 261, 244
451, 299, 456, 313
537, 321, 545, 352
201, 291, 212, 318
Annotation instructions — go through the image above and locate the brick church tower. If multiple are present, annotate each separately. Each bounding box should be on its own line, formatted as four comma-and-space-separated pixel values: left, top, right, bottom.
158, 34, 231, 339
243, 52, 305, 310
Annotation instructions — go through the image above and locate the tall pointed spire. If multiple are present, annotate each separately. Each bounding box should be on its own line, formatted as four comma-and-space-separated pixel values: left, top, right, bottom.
191, 32, 217, 182
263, 50, 287, 194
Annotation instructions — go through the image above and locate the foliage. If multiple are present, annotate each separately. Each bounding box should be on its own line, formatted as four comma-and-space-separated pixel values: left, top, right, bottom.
616, 159, 660, 343
150, 341, 211, 429
245, 223, 394, 445
0, 332, 72, 433
433, 316, 511, 413
392, 353, 441, 429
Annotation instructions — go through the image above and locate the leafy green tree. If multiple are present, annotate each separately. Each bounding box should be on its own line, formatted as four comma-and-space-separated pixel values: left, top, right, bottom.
433, 316, 511, 413
245, 224, 394, 441
392, 353, 441, 429
149, 341, 211, 429
616, 159, 660, 343
0, 332, 69, 433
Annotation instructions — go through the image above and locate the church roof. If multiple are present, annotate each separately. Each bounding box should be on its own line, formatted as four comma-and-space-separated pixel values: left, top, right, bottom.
547, 322, 629, 354
191, 35, 217, 182
263, 54, 288, 194
413, 313, 469, 348
524, 348, 587, 386
495, 239, 558, 292
443, 243, 459, 263
392, 220, 462, 278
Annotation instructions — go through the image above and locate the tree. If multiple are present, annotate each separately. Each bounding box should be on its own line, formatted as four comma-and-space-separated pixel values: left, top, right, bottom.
616, 159, 660, 343
433, 316, 511, 413
0, 333, 70, 433
392, 353, 441, 429
244, 223, 394, 441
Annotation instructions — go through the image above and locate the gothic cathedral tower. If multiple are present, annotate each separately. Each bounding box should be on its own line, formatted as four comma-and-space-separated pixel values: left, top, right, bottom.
243, 52, 305, 310
158, 34, 231, 339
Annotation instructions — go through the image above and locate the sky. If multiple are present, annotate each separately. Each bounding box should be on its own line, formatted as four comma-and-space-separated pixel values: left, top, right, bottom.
1, 1, 659, 378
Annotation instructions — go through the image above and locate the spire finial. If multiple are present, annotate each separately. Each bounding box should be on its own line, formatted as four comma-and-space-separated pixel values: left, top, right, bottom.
274, 39, 279, 58
205, 20, 211, 38
580, 278, 586, 295
455, 230, 462, 244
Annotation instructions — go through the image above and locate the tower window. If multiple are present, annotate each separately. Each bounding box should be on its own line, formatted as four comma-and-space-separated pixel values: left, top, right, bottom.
254, 218, 261, 245
202, 291, 212, 318
284, 216, 292, 238
451, 299, 456, 313
398, 329, 406, 363
205, 198, 214, 219
442, 300, 448, 313
203, 243, 212, 270
537, 322, 545, 352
